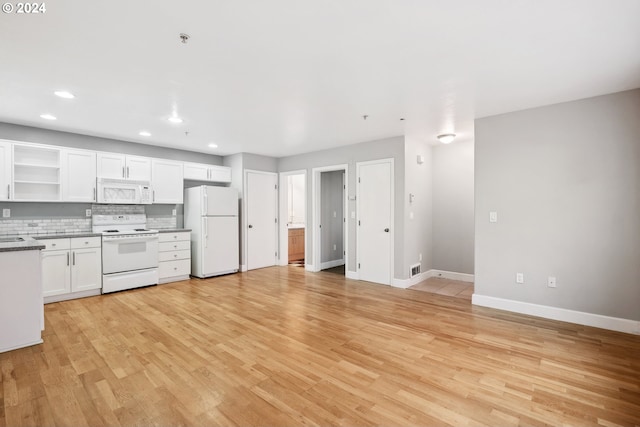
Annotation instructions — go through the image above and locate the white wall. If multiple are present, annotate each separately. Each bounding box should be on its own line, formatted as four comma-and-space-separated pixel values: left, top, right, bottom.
474, 89, 640, 322
432, 140, 474, 274
403, 136, 433, 277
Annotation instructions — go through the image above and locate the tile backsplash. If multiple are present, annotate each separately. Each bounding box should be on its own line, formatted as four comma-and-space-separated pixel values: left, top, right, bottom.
0, 204, 178, 235
0, 218, 91, 236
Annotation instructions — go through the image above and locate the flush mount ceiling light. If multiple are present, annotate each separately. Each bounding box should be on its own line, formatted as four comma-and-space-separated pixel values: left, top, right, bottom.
208, 143, 218, 148
168, 116, 183, 124
40, 114, 57, 120
437, 133, 456, 144
54, 90, 74, 99
139, 131, 151, 137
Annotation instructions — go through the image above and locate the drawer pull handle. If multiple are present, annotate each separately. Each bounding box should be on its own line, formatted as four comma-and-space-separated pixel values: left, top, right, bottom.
174, 254, 178, 258
52, 243, 56, 247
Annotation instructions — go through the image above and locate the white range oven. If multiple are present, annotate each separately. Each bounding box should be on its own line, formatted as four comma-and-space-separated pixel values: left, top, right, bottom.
93, 214, 159, 293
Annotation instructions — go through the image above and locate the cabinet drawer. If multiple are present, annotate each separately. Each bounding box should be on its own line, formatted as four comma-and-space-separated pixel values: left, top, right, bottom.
159, 249, 190, 262
38, 238, 70, 251
159, 232, 190, 243
71, 236, 102, 249
159, 259, 191, 278
159, 240, 190, 252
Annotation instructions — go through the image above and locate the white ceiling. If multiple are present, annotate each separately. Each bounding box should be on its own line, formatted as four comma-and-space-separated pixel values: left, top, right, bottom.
1, 0, 639, 157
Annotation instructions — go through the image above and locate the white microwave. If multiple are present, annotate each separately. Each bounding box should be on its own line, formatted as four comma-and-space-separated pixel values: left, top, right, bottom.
96, 178, 153, 204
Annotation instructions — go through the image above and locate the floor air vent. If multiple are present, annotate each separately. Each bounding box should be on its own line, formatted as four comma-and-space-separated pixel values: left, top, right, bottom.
410, 263, 421, 278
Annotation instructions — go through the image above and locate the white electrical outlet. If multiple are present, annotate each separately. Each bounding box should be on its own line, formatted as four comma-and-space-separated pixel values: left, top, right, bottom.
2, 209, 9, 218
85, 209, 91, 217
409, 211, 414, 220
547, 276, 557, 288
419, 253, 422, 262
333, 244, 336, 251
490, 211, 498, 223
351, 211, 355, 219
333, 211, 336, 218
516, 273, 524, 284
172, 209, 177, 216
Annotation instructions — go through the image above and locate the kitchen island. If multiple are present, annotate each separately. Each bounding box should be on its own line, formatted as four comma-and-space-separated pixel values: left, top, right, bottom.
0, 237, 45, 353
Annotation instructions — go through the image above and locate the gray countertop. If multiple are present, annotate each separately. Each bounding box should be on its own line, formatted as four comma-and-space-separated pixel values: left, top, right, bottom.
157, 228, 191, 233
0, 237, 45, 252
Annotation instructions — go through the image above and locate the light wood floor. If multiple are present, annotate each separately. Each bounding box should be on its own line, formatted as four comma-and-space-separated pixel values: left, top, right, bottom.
1, 266, 639, 426
409, 277, 474, 300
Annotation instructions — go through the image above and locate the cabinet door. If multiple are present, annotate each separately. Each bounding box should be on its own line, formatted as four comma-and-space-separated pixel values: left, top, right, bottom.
42, 250, 71, 297
62, 149, 97, 202
152, 159, 184, 203
0, 140, 10, 200
97, 152, 126, 179
126, 155, 151, 181
183, 162, 210, 181
209, 165, 232, 183
71, 247, 102, 292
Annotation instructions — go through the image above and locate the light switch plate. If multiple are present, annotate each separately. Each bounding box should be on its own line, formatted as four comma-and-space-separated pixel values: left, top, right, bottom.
2, 208, 9, 218
85, 209, 91, 217
172, 209, 177, 216
489, 211, 498, 223
516, 273, 524, 284
547, 276, 557, 288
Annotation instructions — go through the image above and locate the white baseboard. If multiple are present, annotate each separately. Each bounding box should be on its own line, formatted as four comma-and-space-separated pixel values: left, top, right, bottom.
305, 263, 315, 272
472, 294, 640, 335
426, 269, 475, 282
240, 264, 247, 272
392, 270, 430, 288
320, 259, 345, 270
345, 271, 358, 280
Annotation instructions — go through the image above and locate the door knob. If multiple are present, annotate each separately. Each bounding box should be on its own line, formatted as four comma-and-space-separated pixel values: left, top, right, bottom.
384, 228, 389, 232
248, 224, 253, 228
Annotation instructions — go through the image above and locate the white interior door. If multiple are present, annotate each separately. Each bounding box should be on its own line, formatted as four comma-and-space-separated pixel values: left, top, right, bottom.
357, 160, 393, 285
247, 171, 277, 270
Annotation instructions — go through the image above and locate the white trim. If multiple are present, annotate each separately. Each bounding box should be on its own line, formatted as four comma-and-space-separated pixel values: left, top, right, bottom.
320, 259, 345, 270
345, 270, 359, 280
158, 275, 189, 284
244, 169, 278, 271
356, 158, 394, 286
44, 288, 101, 304
426, 269, 475, 283
392, 271, 430, 289
278, 169, 307, 266
472, 294, 640, 335
240, 264, 247, 272
311, 164, 349, 274
305, 263, 315, 272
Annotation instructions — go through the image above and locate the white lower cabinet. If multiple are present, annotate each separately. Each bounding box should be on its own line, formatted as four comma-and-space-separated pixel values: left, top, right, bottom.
40, 236, 102, 303
159, 231, 191, 283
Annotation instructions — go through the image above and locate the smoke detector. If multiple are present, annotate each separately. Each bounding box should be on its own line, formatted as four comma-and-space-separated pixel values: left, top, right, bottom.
179, 33, 190, 44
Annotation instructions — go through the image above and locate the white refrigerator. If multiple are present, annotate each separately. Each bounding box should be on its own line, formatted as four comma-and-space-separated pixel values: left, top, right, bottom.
184, 186, 239, 278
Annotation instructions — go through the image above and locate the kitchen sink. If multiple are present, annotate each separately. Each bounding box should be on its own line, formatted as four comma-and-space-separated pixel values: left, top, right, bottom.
0, 237, 25, 243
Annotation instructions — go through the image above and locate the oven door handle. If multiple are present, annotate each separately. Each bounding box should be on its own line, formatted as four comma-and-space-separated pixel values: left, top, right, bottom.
103, 235, 159, 243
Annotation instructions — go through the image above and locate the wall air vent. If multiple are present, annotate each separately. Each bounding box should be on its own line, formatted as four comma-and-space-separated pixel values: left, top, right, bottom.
410, 263, 421, 278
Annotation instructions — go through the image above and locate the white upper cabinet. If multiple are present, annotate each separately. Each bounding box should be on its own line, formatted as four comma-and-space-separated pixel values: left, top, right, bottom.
184, 162, 231, 183
0, 140, 11, 201
62, 149, 97, 202
97, 153, 151, 181
152, 158, 184, 204
12, 143, 61, 202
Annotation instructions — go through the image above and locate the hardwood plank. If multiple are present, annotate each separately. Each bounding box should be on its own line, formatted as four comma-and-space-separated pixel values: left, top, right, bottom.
1, 265, 639, 426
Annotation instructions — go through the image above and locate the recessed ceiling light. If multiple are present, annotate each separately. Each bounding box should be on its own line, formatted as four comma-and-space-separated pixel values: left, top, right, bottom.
139, 131, 151, 137
54, 90, 75, 99
168, 116, 183, 124
40, 114, 57, 120
437, 133, 456, 144
208, 143, 218, 148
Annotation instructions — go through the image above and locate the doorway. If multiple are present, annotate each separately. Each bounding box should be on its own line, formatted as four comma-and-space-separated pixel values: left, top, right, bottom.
311, 164, 349, 273
278, 170, 307, 267
319, 170, 345, 271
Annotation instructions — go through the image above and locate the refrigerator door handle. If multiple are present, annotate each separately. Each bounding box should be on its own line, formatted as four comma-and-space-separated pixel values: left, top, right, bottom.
203, 188, 208, 216
204, 217, 208, 247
